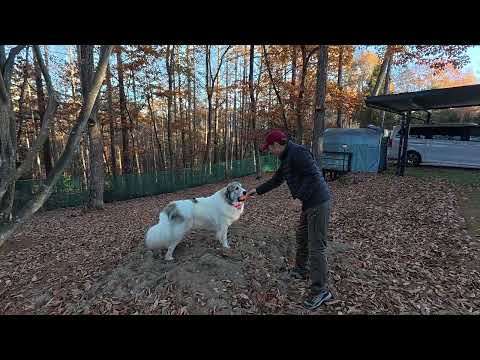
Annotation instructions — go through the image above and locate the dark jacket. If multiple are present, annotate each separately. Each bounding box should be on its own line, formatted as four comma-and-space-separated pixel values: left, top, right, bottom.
256, 140, 330, 210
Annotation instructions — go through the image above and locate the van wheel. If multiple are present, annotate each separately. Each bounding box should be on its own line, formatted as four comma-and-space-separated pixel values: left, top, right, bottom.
407, 151, 421, 167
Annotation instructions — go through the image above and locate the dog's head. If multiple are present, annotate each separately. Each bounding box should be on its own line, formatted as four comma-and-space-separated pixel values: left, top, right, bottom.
225, 181, 247, 205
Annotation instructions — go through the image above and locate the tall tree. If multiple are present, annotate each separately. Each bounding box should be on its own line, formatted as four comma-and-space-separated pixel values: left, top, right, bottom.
186, 46, 194, 169
16, 47, 30, 146
105, 62, 118, 177
372, 46, 394, 97
248, 45, 262, 178
0, 45, 26, 224
202, 45, 231, 167
165, 45, 175, 171
233, 51, 239, 161
0, 45, 113, 247
224, 52, 229, 176
312, 45, 328, 160
262, 45, 289, 132
336, 45, 344, 128
116, 47, 132, 174
34, 52, 54, 177
380, 57, 392, 128
146, 72, 165, 171
78, 45, 105, 209
295, 46, 318, 144
213, 48, 220, 165
290, 46, 297, 118
192, 47, 197, 167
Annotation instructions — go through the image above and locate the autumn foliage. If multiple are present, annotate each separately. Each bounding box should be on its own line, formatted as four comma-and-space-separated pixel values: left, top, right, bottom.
4, 44, 477, 183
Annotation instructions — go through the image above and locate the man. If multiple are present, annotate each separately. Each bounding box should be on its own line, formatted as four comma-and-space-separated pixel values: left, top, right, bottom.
246, 129, 332, 310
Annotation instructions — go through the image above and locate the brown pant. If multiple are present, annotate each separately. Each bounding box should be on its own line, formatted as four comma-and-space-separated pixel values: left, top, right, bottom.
295, 200, 330, 294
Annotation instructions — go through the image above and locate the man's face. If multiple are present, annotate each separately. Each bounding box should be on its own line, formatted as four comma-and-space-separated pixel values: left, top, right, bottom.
268, 142, 284, 156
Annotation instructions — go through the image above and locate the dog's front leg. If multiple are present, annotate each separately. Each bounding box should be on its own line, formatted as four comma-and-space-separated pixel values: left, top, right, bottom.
216, 227, 230, 249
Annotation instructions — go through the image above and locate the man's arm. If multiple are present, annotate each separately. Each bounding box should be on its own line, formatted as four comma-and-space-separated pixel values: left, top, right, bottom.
255, 166, 285, 195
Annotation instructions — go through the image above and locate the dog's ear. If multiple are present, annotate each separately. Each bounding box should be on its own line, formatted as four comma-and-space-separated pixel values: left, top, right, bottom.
227, 183, 236, 192
225, 183, 235, 202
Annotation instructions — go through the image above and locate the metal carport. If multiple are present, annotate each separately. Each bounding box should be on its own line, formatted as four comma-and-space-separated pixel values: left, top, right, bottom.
365, 84, 480, 176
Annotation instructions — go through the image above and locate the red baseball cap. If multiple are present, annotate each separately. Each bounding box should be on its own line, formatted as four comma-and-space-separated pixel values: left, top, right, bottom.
260, 129, 287, 152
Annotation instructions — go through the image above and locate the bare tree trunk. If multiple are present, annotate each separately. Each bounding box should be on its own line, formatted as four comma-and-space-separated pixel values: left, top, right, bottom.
361, 46, 394, 128
16, 47, 30, 145
202, 45, 231, 168
336, 45, 344, 129
150, 126, 156, 173
290, 46, 297, 118
172, 55, 178, 169
124, 102, 140, 175
0, 101, 15, 224
0, 46, 113, 247
262, 45, 289, 132
147, 81, 165, 171
249, 45, 262, 178
192, 49, 197, 168
116, 47, 132, 174
166, 45, 175, 171
312, 46, 329, 160
372, 46, 393, 97
186, 46, 194, 169
80, 139, 88, 184
44, 46, 58, 168
68, 46, 80, 178
224, 53, 229, 176
78, 45, 104, 210
129, 67, 141, 174
240, 47, 247, 159
177, 55, 187, 169
24, 86, 39, 178
1, 46, 57, 202
380, 57, 392, 128
106, 62, 117, 177
203, 45, 213, 168
102, 145, 110, 176
295, 46, 309, 144
213, 60, 219, 165
34, 54, 54, 177
233, 53, 239, 161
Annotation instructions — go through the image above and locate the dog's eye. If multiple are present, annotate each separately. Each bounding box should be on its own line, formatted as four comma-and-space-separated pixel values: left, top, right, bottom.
235, 187, 239, 190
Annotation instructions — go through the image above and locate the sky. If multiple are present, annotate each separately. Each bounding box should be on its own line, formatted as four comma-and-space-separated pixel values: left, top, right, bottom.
466, 46, 480, 82
38, 45, 480, 93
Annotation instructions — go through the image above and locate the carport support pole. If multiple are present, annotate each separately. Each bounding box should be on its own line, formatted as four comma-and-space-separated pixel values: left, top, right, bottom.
395, 113, 406, 176
426, 111, 431, 124
399, 111, 412, 176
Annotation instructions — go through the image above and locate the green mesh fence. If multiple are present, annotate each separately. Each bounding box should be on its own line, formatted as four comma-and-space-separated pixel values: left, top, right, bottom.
13, 155, 280, 212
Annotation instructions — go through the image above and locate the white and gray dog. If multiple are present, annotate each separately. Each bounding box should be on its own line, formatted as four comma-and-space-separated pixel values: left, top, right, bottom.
145, 181, 247, 260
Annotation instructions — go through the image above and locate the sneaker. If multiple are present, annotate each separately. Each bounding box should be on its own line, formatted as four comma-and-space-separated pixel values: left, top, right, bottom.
289, 267, 308, 280
303, 290, 333, 310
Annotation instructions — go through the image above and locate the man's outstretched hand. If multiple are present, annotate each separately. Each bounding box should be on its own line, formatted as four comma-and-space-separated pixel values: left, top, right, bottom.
246, 189, 257, 198
238, 189, 256, 202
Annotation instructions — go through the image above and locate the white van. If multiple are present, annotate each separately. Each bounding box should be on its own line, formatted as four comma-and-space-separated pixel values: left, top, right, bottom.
387, 123, 480, 168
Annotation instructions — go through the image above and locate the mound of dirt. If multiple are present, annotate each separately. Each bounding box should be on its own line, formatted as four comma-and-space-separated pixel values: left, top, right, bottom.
2, 173, 479, 315
45, 218, 353, 315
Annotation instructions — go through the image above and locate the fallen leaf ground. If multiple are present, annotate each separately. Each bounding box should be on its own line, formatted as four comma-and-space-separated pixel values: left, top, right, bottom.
1, 170, 479, 315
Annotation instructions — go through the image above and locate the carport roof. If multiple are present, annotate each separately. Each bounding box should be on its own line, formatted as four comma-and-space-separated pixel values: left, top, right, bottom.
365, 84, 480, 114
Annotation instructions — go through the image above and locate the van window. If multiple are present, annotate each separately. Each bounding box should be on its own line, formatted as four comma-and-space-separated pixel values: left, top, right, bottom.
430, 127, 466, 141
394, 126, 469, 141
469, 127, 480, 142
409, 127, 432, 139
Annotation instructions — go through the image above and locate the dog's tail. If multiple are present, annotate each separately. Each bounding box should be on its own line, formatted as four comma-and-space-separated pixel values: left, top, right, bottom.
145, 212, 172, 250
